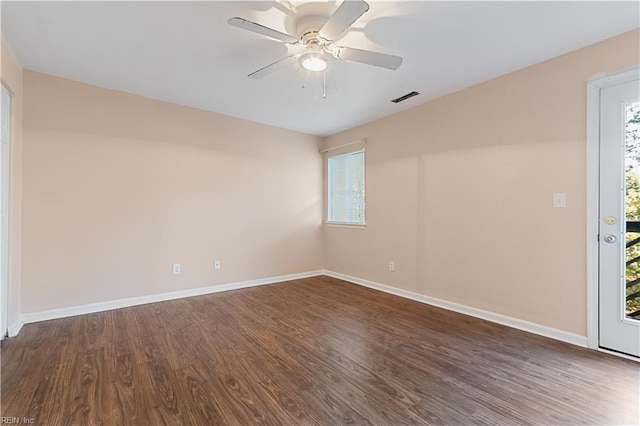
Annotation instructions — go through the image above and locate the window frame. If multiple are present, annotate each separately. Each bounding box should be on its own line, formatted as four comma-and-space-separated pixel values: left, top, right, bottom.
325, 147, 366, 227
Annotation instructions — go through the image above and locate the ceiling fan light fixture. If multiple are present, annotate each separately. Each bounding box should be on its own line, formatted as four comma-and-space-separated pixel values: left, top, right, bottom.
300, 53, 328, 72
230, 0, 404, 81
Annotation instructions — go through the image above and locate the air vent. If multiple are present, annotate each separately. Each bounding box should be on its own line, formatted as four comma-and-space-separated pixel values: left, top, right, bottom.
391, 91, 420, 104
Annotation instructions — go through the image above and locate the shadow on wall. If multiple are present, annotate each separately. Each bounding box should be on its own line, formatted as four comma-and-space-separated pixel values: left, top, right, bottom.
335, 55, 589, 166
316, 29, 640, 336
22, 70, 322, 158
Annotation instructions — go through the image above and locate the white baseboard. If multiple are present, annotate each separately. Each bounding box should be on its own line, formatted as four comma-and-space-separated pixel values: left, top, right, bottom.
18, 270, 323, 329
323, 270, 588, 348
11, 269, 590, 350
8, 320, 23, 337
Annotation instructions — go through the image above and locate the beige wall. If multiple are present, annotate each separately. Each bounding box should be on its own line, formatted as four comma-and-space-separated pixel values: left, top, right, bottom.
22, 71, 323, 313
1, 37, 23, 333
323, 29, 640, 337
13, 29, 640, 337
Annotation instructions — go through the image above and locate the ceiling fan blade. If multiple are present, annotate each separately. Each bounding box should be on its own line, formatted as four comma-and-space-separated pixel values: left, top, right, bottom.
336, 46, 402, 70
248, 55, 296, 79
318, 0, 370, 42
228, 17, 298, 44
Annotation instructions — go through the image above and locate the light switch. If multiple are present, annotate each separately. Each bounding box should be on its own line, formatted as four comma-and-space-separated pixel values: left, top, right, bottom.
553, 193, 567, 208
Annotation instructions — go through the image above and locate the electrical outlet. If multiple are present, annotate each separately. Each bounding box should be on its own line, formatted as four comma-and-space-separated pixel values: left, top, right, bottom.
172, 264, 181, 275
389, 261, 395, 271
214, 260, 221, 270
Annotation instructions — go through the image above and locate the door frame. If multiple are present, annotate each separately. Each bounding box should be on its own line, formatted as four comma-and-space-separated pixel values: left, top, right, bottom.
0, 83, 10, 339
586, 65, 640, 354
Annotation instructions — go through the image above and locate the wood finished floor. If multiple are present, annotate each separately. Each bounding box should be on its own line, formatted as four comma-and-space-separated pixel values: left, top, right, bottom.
1, 276, 639, 425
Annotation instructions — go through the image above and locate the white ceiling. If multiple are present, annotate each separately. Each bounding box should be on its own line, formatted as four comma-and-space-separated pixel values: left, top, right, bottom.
2, 1, 639, 136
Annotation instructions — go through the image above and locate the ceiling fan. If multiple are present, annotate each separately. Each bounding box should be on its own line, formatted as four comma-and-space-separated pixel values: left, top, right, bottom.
228, 0, 402, 80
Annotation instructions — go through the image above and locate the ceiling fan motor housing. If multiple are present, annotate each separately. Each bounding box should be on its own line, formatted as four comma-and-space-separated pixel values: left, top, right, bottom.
296, 15, 327, 44
295, 15, 333, 71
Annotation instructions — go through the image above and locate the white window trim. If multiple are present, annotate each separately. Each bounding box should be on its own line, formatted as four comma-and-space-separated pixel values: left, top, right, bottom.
326, 147, 366, 226
325, 222, 367, 229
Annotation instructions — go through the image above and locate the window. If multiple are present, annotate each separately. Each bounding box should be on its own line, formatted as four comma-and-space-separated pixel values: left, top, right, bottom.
327, 149, 365, 225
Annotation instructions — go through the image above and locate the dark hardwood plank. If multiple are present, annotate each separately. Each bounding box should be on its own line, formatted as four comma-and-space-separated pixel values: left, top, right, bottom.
2, 276, 639, 425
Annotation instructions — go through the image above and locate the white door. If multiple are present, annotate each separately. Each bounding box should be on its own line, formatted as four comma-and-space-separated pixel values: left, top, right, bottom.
0, 85, 9, 339
599, 78, 640, 358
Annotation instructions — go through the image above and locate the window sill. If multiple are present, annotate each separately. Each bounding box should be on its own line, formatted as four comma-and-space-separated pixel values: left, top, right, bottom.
325, 222, 367, 229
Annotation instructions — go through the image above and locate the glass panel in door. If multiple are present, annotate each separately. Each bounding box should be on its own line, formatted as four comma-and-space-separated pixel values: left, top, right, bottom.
625, 100, 640, 321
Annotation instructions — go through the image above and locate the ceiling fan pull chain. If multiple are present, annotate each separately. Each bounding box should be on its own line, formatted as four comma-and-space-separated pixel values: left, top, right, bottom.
323, 71, 327, 99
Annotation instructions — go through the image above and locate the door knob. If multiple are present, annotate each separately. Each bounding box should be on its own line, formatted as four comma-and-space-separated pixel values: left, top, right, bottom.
603, 234, 617, 243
